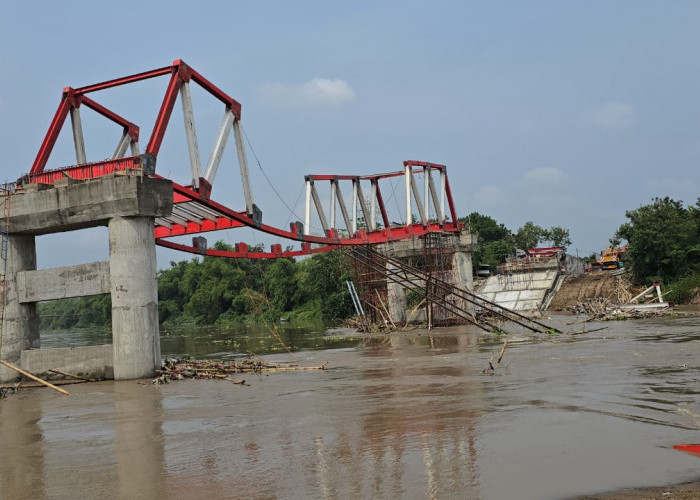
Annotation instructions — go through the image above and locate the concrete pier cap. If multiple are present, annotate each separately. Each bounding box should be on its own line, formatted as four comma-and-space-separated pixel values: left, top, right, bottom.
0, 174, 172, 383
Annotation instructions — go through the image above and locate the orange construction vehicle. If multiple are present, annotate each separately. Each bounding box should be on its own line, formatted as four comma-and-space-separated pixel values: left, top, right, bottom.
598, 245, 628, 270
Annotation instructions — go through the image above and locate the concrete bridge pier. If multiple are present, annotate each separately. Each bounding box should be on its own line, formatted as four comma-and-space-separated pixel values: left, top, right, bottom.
0, 174, 173, 383
0, 235, 39, 381
372, 229, 477, 325
109, 216, 160, 380
386, 263, 408, 323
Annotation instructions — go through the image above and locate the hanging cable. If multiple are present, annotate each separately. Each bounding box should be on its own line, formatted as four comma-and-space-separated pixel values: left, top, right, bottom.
386, 177, 405, 224
240, 124, 324, 234
240, 124, 303, 221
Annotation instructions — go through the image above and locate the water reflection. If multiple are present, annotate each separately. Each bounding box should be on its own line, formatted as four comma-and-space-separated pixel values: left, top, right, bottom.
40, 319, 361, 359
0, 383, 168, 500
3, 317, 700, 499
0, 392, 45, 499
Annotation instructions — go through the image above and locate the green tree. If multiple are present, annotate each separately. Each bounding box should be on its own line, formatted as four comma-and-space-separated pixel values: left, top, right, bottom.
460, 212, 514, 268
301, 251, 354, 320
544, 226, 572, 249
480, 239, 515, 267
266, 258, 300, 316
461, 212, 511, 243
514, 222, 546, 250
614, 197, 700, 283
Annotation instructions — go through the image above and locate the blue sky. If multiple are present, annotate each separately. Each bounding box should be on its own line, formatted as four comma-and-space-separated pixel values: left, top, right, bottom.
1, 1, 699, 267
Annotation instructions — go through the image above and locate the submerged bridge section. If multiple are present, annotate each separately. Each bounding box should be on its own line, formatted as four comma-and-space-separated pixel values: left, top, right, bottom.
0, 60, 466, 382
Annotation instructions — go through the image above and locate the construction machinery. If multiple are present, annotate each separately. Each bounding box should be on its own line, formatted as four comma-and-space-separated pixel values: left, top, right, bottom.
598, 245, 628, 271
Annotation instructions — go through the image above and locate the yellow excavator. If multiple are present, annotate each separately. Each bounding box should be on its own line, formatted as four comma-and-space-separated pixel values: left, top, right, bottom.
598, 245, 628, 270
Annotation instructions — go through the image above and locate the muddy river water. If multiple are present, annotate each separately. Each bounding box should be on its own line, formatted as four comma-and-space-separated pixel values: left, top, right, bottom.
1, 315, 699, 499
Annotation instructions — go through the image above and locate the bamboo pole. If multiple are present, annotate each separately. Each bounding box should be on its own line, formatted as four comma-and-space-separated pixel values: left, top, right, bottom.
0, 360, 70, 395
497, 339, 508, 364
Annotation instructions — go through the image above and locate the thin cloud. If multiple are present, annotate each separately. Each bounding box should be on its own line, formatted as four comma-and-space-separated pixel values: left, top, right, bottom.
523, 167, 567, 186
582, 101, 635, 129
473, 185, 505, 206
643, 177, 698, 198
259, 78, 356, 109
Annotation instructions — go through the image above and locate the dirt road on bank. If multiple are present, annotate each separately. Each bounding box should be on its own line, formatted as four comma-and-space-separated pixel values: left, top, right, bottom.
548, 271, 629, 310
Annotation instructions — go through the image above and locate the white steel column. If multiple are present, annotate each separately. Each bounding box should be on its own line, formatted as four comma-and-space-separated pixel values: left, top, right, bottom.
330, 180, 337, 229
334, 180, 352, 233
409, 168, 427, 225
70, 107, 87, 165
232, 120, 254, 215
112, 131, 131, 159
352, 179, 358, 233
428, 170, 443, 223
204, 109, 234, 184
424, 167, 430, 222
405, 164, 412, 225
355, 180, 370, 230
180, 81, 202, 188
370, 180, 378, 230
305, 178, 312, 236
310, 183, 329, 233
440, 170, 446, 222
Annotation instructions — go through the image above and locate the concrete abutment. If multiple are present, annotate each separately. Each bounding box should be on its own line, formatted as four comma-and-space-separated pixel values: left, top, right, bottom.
0, 175, 172, 383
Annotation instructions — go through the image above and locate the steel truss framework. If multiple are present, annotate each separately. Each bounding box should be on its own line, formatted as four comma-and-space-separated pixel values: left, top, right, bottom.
21, 60, 462, 259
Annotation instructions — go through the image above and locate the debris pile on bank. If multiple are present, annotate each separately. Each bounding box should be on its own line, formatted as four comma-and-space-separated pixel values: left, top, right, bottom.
567, 297, 673, 321
148, 355, 327, 385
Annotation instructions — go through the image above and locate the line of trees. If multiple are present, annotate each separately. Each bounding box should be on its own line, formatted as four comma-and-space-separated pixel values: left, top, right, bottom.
612, 197, 700, 300
39, 215, 575, 329
37, 196, 700, 329
39, 243, 355, 329
461, 213, 571, 269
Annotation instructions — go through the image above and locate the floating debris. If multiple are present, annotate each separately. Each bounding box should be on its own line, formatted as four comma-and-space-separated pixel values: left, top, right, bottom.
146, 355, 328, 385
0, 382, 20, 399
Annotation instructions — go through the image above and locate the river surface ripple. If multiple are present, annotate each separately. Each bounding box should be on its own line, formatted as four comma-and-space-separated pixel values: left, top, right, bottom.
1, 316, 699, 499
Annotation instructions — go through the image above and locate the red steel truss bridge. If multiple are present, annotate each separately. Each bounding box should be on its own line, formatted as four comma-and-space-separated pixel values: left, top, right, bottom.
18, 60, 462, 259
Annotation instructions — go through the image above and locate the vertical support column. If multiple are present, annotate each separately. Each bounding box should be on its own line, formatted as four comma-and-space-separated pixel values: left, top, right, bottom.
370, 180, 378, 230
70, 107, 87, 165
304, 177, 312, 236
352, 179, 358, 233
440, 170, 446, 222
424, 167, 430, 222
112, 131, 131, 159
0, 235, 38, 382
180, 81, 202, 188
109, 216, 160, 380
330, 180, 337, 230
405, 164, 412, 225
452, 251, 475, 314
232, 119, 255, 216
386, 262, 407, 323
204, 109, 234, 184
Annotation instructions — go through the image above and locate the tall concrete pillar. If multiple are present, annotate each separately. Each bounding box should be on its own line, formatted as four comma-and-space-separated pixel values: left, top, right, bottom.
452, 251, 475, 314
0, 235, 38, 382
109, 216, 160, 380
386, 263, 407, 323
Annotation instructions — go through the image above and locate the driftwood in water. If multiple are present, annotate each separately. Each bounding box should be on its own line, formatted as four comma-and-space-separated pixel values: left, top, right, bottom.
147, 355, 327, 385
0, 360, 70, 396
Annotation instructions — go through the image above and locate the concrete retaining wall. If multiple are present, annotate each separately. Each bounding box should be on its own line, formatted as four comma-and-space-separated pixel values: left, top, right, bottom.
478, 269, 561, 312
17, 261, 110, 303
20, 345, 113, 380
